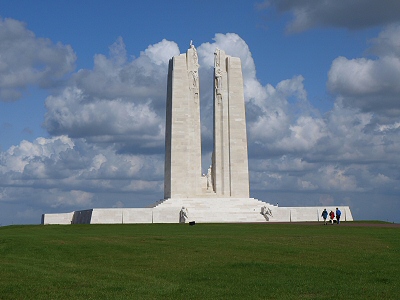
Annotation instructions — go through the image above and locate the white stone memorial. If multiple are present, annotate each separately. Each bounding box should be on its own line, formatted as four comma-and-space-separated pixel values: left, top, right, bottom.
164, 46, 250, 199
42, 44, 353, 224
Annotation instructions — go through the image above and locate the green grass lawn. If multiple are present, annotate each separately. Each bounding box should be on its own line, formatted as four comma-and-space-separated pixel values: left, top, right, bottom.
0, 223, 399, 299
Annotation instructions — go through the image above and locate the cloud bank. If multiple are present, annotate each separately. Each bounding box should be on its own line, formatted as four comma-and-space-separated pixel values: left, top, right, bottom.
328, 25, 400, 117
259, 0, 400, 33
0, 18, 76, 101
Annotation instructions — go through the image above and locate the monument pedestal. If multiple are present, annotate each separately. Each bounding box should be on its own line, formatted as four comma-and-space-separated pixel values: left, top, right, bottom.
153, 197, 272, 223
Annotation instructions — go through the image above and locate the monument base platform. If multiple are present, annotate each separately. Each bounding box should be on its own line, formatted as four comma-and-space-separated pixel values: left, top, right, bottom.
41, 198, 353, 224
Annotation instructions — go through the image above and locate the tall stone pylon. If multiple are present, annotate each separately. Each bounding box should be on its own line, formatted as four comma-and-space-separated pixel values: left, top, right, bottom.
164, 43, 202, 198
212, 49, 250, 197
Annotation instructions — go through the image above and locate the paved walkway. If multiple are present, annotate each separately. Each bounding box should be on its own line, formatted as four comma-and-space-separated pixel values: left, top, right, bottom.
263, 222, 400, 228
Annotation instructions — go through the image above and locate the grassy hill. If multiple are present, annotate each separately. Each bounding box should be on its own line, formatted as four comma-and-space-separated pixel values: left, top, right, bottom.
0, 223, 398, 299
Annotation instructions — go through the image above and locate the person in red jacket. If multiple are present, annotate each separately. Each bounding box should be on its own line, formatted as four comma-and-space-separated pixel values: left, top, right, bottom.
329, 210, 335, 224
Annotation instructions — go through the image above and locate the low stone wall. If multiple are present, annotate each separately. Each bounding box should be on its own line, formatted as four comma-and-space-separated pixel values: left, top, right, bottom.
41, 202, 353, 225
153, 207, 181, 223
270, 206, 353, 222
123, 208, 153, 223
42, 212, 74, 225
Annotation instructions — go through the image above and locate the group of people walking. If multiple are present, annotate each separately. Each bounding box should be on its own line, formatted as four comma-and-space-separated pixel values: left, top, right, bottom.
321, 208, 341, 225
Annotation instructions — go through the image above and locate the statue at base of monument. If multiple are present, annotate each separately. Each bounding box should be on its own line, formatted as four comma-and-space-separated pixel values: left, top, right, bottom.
180, 207, 189, 223
261, 206, 273, 221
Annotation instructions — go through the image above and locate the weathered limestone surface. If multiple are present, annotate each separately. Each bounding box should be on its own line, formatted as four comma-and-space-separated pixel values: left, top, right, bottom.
164, 44, 202, 198
212, 50, 249, 197
122, 208, 153, 223
225, 55, 249, 197
42, 212, 74, 225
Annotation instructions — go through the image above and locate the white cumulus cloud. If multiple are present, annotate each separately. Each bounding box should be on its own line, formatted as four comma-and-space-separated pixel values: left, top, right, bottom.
0, 18, 76, 101
328, 25, 400, 116
43, 38, 180, 154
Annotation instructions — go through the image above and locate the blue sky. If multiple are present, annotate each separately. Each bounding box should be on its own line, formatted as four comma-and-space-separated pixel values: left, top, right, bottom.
1, 0, 400, 225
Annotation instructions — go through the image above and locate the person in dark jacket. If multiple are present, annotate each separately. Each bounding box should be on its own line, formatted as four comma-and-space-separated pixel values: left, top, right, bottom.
321, 209, 328, 225
336, 208, 342, 224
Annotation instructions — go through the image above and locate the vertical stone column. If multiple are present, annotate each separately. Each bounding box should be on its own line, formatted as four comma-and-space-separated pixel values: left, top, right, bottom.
186, 44, 202, 197
164, 45, 202, 199
213, 49, 230, 196
226, 56, 250, 197
212, 50, 250, 198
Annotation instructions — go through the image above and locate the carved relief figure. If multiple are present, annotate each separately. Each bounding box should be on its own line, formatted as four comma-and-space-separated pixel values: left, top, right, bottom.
190, 40, 199, 68
189, 70, 199, 103
214, 48, 220, 67
188, 41, 199, 104
214, 49, 223, 104
215, 68, 222, 104
191, 70, 198, 89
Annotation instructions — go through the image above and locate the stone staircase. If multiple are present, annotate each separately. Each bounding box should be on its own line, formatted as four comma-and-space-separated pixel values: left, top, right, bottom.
153, 197, 274, 223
